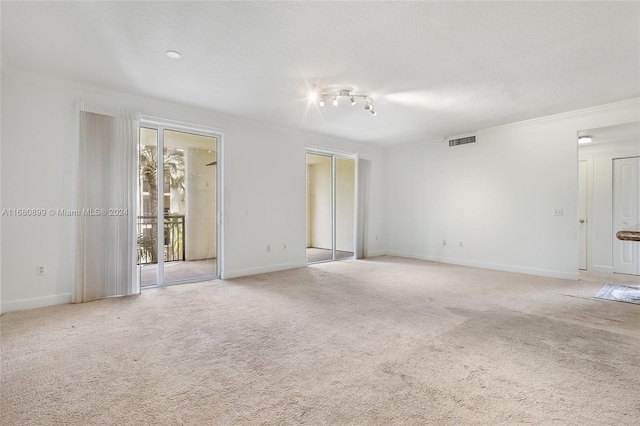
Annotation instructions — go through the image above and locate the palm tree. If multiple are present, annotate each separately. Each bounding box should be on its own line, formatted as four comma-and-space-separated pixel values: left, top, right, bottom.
139, 145, 185, 263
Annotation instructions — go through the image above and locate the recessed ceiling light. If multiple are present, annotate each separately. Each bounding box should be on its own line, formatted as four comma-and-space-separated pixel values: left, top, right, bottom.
578, 136, 592, 144
166, 50, 181, 59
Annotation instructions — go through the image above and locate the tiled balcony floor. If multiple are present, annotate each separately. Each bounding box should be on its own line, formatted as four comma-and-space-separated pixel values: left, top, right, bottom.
140, 258, 217, 287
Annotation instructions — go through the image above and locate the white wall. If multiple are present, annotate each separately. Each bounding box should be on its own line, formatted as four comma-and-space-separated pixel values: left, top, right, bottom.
1, 73, 79, 312
0, 71, 386, 312
7, 68, 632, 313
579, 139, 640, 272
386, 99, 640, 279
0, 47, 3, 313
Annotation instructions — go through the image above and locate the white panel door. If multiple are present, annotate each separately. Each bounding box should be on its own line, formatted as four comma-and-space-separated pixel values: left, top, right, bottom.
578, 160, 588, 270
613, 157, 639, 275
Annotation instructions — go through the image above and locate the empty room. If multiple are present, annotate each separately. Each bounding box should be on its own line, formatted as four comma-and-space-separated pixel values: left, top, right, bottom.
1, 2, 639, 425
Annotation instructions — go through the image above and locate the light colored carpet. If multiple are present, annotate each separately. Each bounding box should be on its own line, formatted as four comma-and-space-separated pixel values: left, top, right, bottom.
1, 256, 639, 425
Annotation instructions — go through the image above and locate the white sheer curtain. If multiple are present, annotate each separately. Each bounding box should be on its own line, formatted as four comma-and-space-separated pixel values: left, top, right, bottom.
75, 102, 140, 303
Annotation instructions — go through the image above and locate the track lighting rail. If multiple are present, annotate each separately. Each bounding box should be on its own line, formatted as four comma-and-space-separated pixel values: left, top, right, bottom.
311, 88, 377, 115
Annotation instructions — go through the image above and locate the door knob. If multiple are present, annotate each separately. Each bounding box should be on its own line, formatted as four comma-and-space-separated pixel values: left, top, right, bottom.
579, 219, 585, 223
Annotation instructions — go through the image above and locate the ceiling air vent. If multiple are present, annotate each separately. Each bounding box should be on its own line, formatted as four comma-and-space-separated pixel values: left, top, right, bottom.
448, 135, 477, 147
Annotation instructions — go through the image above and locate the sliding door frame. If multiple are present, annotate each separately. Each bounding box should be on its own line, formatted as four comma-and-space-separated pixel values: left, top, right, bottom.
306, 147, 359, 263
139, 116, 224, 285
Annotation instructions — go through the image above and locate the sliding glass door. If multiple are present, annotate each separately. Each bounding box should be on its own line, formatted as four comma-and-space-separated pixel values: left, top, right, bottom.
335, 157, 356, 260
306, 152, 356, 263
138, 125, 219, 287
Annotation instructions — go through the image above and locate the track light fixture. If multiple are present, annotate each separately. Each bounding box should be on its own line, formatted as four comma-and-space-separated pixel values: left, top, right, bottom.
310, 88, 377, 116
363, 101, 377, 116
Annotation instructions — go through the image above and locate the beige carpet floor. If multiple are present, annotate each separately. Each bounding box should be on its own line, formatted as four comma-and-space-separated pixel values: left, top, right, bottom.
2, 256, 639, 425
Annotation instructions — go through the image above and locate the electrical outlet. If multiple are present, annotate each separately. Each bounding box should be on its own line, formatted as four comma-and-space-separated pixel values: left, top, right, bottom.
266, 245, 271, 252
553, 208, 563, 216
36, 265, 46, 276
442, 240, 447, 246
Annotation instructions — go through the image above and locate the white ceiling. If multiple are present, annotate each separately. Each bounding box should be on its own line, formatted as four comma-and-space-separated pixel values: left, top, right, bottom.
2, 1, 639, 147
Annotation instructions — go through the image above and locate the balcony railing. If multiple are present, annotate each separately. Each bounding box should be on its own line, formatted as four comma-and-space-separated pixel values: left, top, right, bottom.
137, 214, 185, 265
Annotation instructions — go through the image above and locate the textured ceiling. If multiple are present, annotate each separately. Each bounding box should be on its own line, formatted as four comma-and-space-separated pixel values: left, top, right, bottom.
2, 1, 639, 146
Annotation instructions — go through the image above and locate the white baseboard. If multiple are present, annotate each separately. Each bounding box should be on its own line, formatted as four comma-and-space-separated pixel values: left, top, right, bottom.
221, 260, 308, 279
364, 250, 387, 258
1, 293, 72, 314
385, 251, 579, 280
591, 265, 614, 274
0, 254, 579, 313
438, 256, 579, 280
385, 251, 432, 261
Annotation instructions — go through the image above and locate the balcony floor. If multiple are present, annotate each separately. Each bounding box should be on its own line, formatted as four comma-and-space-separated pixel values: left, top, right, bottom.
140, 258, 217, 287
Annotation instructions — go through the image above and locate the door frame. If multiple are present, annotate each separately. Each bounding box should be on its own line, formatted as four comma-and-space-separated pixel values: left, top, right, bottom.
139, 116, 224, 285
305, 147, 359, 263
578, 159, 589, 270
612, 156, 640, 275
577, 123, 640, 275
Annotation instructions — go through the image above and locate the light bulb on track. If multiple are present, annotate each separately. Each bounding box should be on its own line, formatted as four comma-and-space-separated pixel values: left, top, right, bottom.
311, 87, 377, 116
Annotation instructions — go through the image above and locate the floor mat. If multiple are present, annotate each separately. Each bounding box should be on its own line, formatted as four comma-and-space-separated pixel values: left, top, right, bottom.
594, 283, 640, 305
